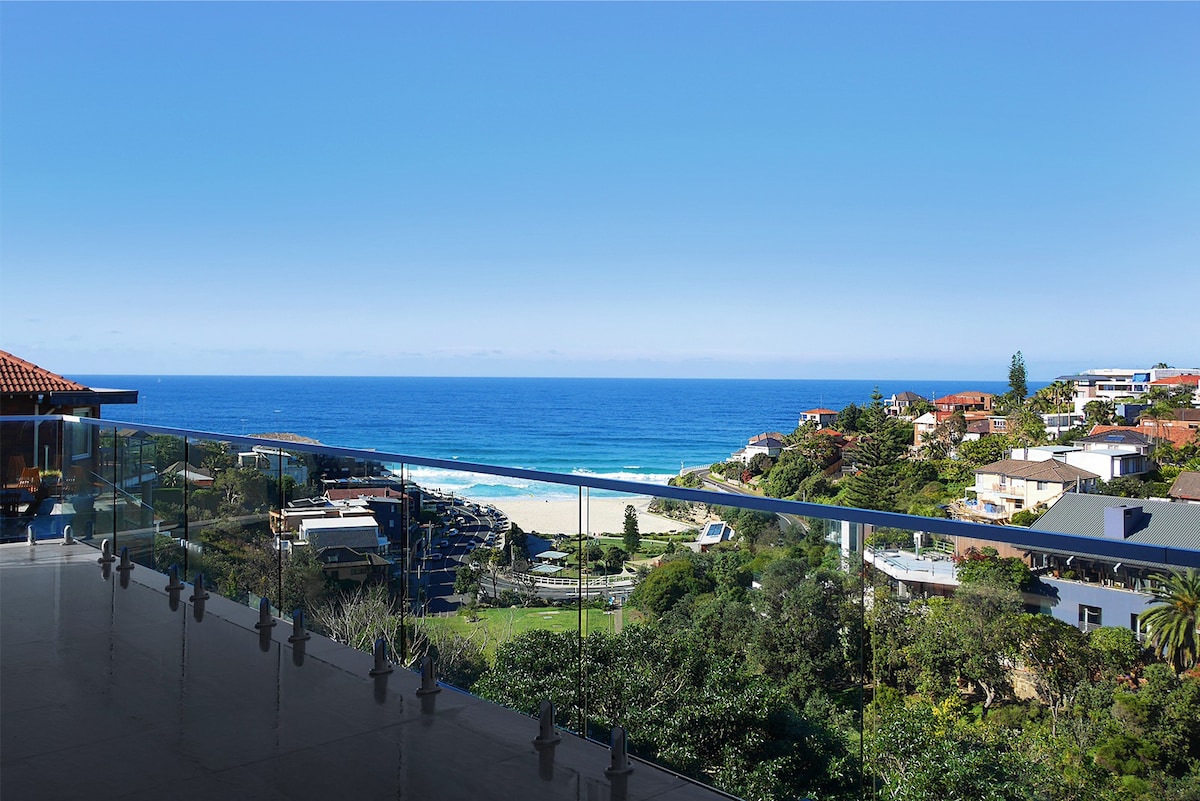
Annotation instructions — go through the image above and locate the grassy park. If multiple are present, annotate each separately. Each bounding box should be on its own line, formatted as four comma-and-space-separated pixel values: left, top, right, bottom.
417, 606, 618, 658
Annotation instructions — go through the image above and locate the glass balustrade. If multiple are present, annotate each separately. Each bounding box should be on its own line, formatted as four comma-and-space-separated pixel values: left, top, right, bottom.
4, 415, 1200, 801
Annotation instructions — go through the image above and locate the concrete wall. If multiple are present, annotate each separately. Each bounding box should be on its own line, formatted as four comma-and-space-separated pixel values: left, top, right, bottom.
1040, 577, 1149, 632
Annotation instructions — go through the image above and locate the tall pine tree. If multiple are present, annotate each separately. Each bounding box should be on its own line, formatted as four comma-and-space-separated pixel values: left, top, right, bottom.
840, 389, 905, 511
1008, 351, 1028, 403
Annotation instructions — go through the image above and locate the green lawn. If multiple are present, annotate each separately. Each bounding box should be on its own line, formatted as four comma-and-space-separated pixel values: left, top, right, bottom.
417, 606, 618, 658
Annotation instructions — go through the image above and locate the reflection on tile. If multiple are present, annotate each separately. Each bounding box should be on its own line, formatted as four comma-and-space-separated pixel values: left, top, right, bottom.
1, 544, 726, 801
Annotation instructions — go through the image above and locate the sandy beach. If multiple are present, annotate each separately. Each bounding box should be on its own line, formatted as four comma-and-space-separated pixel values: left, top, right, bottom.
482, 495, 688, 537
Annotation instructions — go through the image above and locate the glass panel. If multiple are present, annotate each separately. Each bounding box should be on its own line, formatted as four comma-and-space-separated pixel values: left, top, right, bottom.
143, 431, 188, 574
16, 412, 1200, 800
1, 419, 43, 542
166, 434, 278, 605
443, 475, 588, 732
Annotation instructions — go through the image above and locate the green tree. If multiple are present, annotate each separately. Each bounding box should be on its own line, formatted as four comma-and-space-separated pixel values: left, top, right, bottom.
869, 699, 1041, 801
1139, 569, 1200, 673
1006, 405, 1047, 447
836, 402, 863, 432
1029, 380, 1075, 414
629, 556, 714, 617
1084, 399, 1117, 428
1088, 626, 1144, 680
1013, 614, 1093, 734
212, 466, 275, 514
954, 546, 1034, 591
281, 547, 333, 613
602, 545, 626, 572
840, 388, 905, 511
475, 625, 854, 801
904, 583, 1021, 713
762, 451, 815, 499
921, 411, 967, 460
454, 563, 481, 596
1008, 350, 1028, 402
957, 435, 1010, 468
751, 562, 858, 703
1098, 476, 1149, 498
745, 452, 774, 477
622, 504, 641, 554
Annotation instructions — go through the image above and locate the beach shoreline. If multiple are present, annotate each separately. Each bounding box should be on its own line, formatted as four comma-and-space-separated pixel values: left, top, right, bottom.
478, 495, 692, 537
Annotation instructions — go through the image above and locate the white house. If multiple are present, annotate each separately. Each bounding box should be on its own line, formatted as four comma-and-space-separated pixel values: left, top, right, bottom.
281, 515, 389, 557
798, 408, 838, 427
1058, 367, 1200, 415
962, 458, 1098, 522
733, 432, 786, 463
1008, 429, 1154, 483
238, 445, 309, 486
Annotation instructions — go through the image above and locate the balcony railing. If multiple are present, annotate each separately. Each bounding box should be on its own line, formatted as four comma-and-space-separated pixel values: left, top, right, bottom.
4, 414, 1199, 801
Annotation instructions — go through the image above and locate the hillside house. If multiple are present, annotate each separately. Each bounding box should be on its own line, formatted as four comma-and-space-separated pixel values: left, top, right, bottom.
962, 459, 1098, 522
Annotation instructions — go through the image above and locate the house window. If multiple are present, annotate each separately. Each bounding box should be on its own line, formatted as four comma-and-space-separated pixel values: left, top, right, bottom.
1013, 500, 1024, 510
1078, 605, 1102, 632
1131, 614, 1147, 640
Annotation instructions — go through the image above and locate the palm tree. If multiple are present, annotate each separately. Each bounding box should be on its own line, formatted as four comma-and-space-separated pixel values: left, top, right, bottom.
1139, 568, 1200, 672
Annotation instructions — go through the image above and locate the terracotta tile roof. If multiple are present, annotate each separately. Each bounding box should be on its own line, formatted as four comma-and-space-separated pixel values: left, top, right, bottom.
1151, 375, 1200, 386
0, 350, 87, 394
1092, 423, 1199, 449
803, 408, 838, 415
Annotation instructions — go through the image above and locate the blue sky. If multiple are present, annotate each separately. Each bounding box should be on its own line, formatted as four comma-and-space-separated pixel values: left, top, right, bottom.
2, 2, 1197, 380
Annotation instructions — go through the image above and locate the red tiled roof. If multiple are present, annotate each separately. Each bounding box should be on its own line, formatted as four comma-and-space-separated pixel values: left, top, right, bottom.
0, 350, 87, 394
803, 408, 838, 415
1151, 375, 1200, 386
1091, 423, 1199, 449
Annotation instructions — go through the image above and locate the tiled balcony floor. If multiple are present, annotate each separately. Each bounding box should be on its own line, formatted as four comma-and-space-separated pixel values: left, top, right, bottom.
1, 543, 731, 801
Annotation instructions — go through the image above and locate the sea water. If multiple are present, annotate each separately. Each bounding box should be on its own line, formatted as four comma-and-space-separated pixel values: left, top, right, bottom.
75, 375, 1020, 499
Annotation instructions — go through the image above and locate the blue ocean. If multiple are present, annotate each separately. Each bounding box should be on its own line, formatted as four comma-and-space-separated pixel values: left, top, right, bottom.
74, 376, 1022, 499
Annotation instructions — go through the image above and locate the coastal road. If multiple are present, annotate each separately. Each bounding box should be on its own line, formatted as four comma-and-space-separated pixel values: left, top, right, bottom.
414, 497, 506, 614
692, 469, 808, 534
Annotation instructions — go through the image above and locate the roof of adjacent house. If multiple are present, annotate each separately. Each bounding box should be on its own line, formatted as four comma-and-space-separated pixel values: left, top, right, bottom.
315, 546, 389, 566
0, 350, 88, 394
1151, 375, 1200, 386
697, 521, 735, 545
802, 408, 838, 415
1170, 471, 1200, 502
1094, 424, 1198, 449
935, 392, 994, 405
893, 391, 927, 402
748, 437, 785, 449
976, 459, 1099, 482
1074, 430, 1155, 447
161, 461, 214, 482
748, 431, 785, 443
303, 526, 383, 551
1031, 493, 1200, 552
